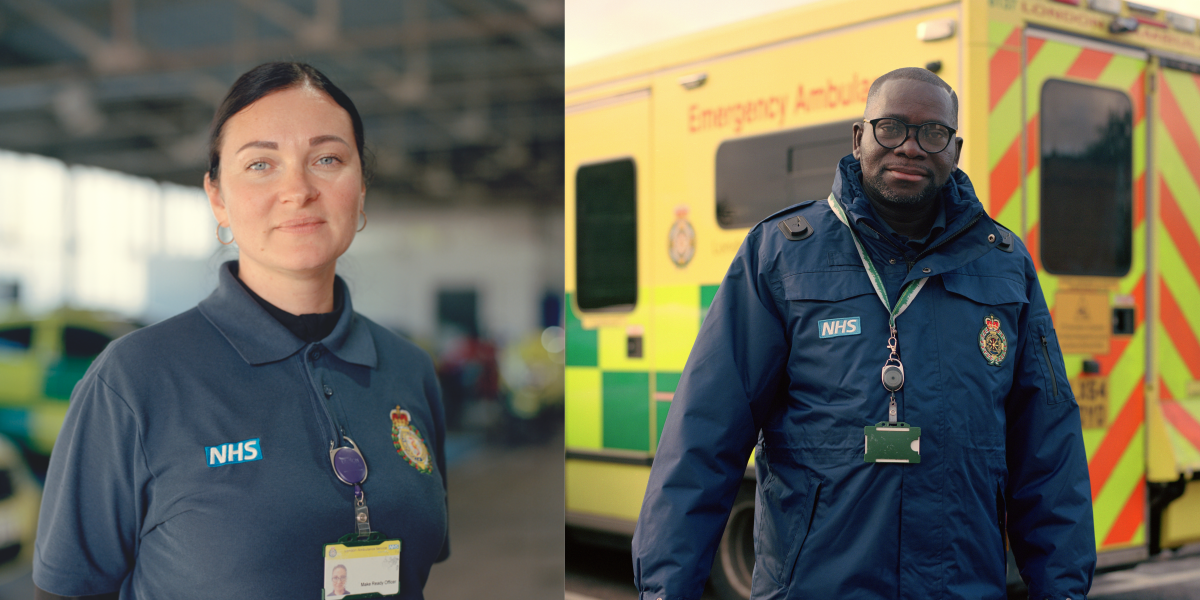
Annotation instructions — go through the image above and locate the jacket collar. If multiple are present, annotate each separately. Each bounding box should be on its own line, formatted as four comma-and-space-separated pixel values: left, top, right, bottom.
198, 261, 378, 368
830, 155, 997, 281
831, 155, 983, 237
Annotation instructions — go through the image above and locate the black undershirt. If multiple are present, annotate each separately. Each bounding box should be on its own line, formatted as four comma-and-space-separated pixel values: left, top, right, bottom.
232, 266, 344, 343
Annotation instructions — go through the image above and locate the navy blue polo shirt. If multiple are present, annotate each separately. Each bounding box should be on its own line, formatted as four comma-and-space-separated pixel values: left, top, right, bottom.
34, 262, 448, 598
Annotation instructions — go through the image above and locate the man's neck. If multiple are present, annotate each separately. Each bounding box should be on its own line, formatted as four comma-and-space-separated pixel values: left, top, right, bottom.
862, 190, 940, 241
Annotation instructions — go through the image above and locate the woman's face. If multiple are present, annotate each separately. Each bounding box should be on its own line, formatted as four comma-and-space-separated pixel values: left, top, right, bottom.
206, 84, 364, 280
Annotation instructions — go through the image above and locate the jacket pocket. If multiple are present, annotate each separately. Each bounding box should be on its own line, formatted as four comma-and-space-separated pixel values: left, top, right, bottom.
1033, 317, 1071, 405
942, 273, 1028, 306
752, 461, 821, 592
780, 270, 874, 303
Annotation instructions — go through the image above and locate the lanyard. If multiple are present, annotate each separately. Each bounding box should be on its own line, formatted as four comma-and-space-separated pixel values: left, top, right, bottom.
826, 194, 928, 423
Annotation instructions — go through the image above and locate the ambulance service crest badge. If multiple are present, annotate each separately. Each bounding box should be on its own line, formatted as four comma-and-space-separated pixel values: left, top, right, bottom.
979, 314, 1008, 366
668, 205, 696, 268
390, 407, 433, 474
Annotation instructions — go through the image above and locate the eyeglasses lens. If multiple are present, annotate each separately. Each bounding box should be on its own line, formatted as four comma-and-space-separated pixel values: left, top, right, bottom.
873, 118, 951, 153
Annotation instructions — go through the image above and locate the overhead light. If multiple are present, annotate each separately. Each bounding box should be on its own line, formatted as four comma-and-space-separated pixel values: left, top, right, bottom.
1125, 2, 1160, 16
1167, 12, 1198, 33
917, 19, 956, 42
678, 73, 707, 90
1109, 16, 1140, 34
1088, 0, 1121, 16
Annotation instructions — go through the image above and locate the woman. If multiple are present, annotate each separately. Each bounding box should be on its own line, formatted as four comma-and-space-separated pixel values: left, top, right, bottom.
33, 63, 448, 599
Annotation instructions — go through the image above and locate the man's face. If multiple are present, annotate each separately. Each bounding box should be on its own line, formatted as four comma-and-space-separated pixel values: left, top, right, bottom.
852, 78, 962, 207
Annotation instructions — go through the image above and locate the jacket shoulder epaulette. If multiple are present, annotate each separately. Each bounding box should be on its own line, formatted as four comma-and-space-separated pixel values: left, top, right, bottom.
760, 199, 820, 242
990, 218, 1015, 253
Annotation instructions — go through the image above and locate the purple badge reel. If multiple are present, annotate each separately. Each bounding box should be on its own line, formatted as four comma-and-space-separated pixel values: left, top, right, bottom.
323, 436, 402, 599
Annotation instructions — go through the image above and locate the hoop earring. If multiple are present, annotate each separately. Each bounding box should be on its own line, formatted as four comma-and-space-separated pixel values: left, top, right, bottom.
216, 223, 235, 245
357, 209, 368, 232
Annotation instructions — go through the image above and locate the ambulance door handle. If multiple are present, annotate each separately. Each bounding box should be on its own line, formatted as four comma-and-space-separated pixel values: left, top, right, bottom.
627, 334, 643, 358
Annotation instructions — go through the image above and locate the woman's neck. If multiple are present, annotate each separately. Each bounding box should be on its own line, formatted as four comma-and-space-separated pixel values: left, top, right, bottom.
236, 257, 337, 315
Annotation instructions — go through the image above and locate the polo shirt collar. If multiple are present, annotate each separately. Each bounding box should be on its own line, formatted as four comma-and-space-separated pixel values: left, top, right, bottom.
198, 261, 378, 369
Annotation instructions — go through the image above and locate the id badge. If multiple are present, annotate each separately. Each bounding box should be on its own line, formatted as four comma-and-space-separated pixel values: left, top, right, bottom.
864, 422, 921, 463
322, 533, 401, 599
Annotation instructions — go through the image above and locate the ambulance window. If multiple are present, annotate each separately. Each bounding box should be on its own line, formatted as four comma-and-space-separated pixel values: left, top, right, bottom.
1040, 80, 1133, 277
0, 326, 32, 350
715, 120, 854, 229
576, 159, 637, 311
62, 326, 111, 358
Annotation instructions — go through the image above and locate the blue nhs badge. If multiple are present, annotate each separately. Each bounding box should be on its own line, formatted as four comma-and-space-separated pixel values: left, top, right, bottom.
205, 438, 263, 467
818, 317, 861, 339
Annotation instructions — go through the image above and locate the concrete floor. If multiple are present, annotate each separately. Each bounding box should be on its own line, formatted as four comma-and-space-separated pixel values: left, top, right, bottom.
425, 432, 565, 599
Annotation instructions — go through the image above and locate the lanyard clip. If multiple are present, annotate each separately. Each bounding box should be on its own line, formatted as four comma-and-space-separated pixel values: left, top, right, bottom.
888, 395, 898, 425
355, 503, 372, 539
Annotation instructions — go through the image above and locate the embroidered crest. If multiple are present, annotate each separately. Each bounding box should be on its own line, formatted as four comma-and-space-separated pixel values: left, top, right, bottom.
390, 407, 432, 474
979, 314, 1008, 366
668, 205, 696, 268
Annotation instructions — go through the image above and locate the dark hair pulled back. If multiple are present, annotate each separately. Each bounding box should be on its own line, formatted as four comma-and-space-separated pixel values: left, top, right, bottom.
206, 62, 369, 185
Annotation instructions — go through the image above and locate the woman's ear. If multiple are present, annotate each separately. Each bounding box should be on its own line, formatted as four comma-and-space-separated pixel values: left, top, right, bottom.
205, 172, 228, 225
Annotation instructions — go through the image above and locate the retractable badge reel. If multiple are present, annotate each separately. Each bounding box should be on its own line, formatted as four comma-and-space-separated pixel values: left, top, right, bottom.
881, 328, 904, 422
330, 437, 372, 538
324, 437, 402, 598
863, 327, 921, 464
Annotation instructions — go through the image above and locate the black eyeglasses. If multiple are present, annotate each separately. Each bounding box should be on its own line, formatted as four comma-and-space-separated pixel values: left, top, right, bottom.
865, 117, 957, 153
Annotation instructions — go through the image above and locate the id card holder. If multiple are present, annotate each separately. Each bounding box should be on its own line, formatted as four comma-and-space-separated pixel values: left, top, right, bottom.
864, 422, 921, 463
322, 532, 402, 599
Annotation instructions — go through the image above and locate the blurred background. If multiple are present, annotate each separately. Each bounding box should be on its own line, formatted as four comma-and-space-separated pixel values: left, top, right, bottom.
0, 0, 563, 597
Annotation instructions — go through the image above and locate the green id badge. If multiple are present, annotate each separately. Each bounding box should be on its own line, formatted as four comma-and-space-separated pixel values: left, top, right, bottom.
864, 422, 921, 463
322, 532, 401, 599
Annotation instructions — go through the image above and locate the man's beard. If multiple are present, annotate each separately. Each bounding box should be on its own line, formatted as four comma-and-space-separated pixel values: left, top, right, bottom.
863, 169, 944, 207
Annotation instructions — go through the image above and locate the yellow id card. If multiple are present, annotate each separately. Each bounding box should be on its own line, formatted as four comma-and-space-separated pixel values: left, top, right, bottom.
322, 539, 401, 599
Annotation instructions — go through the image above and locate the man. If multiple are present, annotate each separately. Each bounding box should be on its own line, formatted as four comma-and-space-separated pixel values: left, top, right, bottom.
632, 67, 1095, 599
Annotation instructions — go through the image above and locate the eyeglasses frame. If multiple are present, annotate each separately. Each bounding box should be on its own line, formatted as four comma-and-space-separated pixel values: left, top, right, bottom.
863, 117, 958, 154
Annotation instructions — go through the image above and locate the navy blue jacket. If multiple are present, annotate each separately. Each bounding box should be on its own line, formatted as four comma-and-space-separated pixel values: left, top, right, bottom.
35, 262, 448, 598
633, 157, 1095, 599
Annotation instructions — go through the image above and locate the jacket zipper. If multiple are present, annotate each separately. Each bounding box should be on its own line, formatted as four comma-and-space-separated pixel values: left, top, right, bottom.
1041, 336, 1059, 398
854, 208, 986, 271
912, 211, 986, 267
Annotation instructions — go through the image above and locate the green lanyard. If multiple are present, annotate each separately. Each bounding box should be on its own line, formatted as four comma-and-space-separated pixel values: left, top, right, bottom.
826, 194, 928, 423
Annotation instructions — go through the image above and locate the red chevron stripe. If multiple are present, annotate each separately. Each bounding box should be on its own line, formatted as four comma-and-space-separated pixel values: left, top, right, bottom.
1130, 71, 1146, 126
1161, 399, 1200, 454
990, 29, 1022, 111
1026, 36, 1046, 65
1160, 375, 1174, 400
1026, 113, 1039, 174
1089, 384, 1144, 501
1065, 48, 1113, 81
1160, 179, 1200, 287
990, 137, 1020, 217
1160, 279, 1200, 380
1160, 74, 1200, 184
1102, 475, 1145, 546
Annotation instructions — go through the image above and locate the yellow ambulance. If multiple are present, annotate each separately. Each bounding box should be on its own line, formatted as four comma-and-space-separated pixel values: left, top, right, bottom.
565, 0, 1200, 596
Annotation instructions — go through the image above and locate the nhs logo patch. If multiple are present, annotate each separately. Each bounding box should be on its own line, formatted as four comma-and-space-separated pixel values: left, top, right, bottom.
818, 317, 861, 339
205, 438, 263, 467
